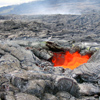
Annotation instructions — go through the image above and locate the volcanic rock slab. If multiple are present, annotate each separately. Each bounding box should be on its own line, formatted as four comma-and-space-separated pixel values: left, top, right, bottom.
0, 39, 100, 100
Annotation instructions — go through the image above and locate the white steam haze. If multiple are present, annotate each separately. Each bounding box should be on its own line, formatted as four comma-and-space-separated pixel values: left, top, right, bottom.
37, 3, 81, 15
0, 0, 42, 7
28, 1, 93, 15
0, 0, 99, 15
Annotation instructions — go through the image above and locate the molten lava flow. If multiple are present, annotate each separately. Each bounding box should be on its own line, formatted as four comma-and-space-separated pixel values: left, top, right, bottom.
52, 51, 91, 70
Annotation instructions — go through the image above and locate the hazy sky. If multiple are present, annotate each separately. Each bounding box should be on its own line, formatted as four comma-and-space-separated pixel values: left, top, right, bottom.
0, 0, 40, 7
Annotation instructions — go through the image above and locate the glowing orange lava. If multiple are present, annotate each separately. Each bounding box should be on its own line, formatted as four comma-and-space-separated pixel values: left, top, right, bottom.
52, 51, 91, 70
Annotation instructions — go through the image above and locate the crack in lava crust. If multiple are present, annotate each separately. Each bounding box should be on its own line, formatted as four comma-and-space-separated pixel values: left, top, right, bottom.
52, 51, 91, 70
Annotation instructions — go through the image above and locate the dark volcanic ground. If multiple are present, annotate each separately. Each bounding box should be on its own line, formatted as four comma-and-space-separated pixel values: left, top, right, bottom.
0, 12, 100, 100
0, 12, 100, 42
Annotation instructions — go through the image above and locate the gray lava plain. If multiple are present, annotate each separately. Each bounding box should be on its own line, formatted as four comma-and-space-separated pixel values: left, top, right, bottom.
0, 12, 100, 100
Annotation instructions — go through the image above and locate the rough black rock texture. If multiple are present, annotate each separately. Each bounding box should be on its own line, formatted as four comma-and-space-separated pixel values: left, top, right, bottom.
0, 39, 99, 100
0, 14, 100, 100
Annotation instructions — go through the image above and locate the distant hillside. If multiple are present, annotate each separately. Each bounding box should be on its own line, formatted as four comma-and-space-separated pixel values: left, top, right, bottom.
0, 0, 100, 15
